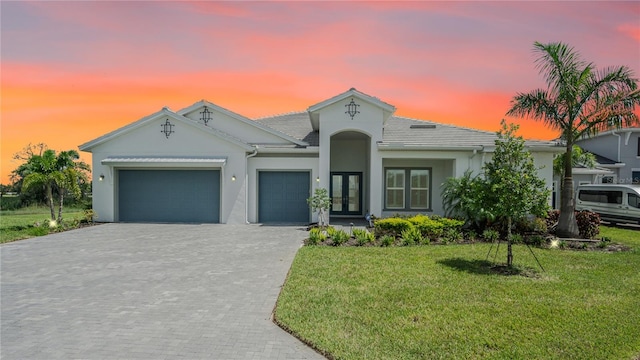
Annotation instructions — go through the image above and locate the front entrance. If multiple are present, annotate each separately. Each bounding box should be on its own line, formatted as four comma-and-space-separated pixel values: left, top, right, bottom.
330, 172, 362, 215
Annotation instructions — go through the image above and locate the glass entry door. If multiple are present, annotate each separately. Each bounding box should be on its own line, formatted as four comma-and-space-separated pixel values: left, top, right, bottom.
330, 172, 362, 215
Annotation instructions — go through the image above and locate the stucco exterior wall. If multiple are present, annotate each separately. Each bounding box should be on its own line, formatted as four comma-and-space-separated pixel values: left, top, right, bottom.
89, 116, 248, 223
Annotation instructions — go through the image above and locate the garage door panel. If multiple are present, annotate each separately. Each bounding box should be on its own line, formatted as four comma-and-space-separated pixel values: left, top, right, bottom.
119, 170, 220, 223
258, 172, 309, 223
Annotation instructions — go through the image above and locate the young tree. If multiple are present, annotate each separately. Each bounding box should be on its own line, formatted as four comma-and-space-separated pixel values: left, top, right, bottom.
507, 42, 640, 238
483, 120, 550, 267
307, 188, 331, 227
18, 148, 90, 222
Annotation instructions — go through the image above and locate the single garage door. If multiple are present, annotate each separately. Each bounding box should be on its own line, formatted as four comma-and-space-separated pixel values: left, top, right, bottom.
258, 171, 310, 223
118, 169, 220, 223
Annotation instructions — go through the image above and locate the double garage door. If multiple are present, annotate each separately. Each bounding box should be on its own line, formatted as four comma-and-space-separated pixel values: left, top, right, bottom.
118, 169, 220, 223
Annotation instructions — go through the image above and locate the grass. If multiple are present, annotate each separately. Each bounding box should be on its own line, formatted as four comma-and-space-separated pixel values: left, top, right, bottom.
275, 226, 640, 360
1, 205, 86, 244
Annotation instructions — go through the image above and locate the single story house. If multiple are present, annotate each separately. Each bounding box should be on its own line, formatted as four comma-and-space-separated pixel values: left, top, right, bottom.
79, 88, 562, 224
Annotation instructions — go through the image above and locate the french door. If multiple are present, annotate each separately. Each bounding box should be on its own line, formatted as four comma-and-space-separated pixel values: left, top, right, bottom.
330, 172, 362, 215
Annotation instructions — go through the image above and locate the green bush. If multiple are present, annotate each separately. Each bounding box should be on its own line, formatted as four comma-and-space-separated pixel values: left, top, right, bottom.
325, 226, 338, 238
441, 228, 463, 244
380, 235, 395, 247
307, 228, 326, 245
26, 226, 49, 237
401, 226, 426, 246
331, 229, 349, 246
353, 228, 375, 246
0, 196, 23, 211
408, 215, 444, 240
482, 229, 500, 242
374, 218, 414, 238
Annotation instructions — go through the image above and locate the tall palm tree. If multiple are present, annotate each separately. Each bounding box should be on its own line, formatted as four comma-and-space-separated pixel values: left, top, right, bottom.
507, 42, 640, 238
21, 149, 89, 222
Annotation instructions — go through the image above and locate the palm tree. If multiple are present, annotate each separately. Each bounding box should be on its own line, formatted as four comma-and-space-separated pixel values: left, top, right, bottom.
21, 149, 89, 222
507, 42, 640, 238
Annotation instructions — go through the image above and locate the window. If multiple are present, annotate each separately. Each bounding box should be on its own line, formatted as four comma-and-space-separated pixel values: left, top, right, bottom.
633, 171, 640, 184
385, 168, 431, 210
629, 193, 640, 209
410, 170, 429, 209
637, 138, 640, 156
578, 190, 622, 204
602, 176, 615, 184
385, 170, 405, 209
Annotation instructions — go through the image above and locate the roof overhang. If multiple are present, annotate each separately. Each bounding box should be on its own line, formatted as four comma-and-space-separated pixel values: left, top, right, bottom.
101, 156, 227, 168
573, 167, 614, 175
377, 143, 485, 151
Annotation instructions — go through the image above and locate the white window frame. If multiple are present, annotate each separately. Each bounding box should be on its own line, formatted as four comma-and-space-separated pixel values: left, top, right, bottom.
384, 168, 431, 211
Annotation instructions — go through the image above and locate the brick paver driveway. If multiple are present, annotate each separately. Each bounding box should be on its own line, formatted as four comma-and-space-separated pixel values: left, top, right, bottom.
1, 223, 324, 359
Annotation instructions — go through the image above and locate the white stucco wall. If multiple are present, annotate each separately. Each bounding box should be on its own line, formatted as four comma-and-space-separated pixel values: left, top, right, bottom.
88, 115, 249, 223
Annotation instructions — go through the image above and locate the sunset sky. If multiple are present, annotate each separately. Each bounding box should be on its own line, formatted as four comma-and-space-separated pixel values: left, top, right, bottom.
2, 1, 639, 184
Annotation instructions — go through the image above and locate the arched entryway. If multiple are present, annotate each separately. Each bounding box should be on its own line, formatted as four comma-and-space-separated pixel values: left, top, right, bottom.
329, 131, 371, 218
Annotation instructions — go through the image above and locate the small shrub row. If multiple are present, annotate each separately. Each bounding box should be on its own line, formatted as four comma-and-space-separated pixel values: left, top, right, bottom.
374, 215, 464, 243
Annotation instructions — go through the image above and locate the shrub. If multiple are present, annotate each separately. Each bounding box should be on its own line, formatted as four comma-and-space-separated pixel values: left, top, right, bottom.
510, 233, 524, 244
575, 210, 600, 239
331, 229, 349, 246
27, 225, 49, 237
374, 218, 414, 238
0, 196, 23, 211
380, 235, 395, 247
325, 226, 338, 238
516, 216, 548, 234
82, 209, 96, 224
401, 226, 426, 246
441, 228, 463, 244
353, 228, 375, 246
307, 228, 326, 245
525, 234, 546, 247
408, 215, 444, 240
482, 229, 500, 242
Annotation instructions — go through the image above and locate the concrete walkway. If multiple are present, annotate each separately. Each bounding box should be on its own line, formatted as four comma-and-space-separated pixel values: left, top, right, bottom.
1, 223, 324, 359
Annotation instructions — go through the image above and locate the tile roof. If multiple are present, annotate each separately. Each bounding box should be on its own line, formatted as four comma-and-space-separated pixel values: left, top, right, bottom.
256, 112, 318, 146
255, 113, 558, 149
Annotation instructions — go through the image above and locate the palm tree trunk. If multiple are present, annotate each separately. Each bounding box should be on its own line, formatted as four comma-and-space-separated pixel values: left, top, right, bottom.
557, 141, 580, 238
57, 191, 64, 223
46, 184, 55, 221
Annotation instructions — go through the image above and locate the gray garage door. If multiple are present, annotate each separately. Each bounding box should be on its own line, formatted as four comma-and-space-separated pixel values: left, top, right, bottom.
258, 171, 310, 223
118, 169, 220, 223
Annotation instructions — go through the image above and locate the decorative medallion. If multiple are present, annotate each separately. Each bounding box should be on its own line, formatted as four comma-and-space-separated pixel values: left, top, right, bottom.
200, 106, 212, 125
345, 98, 360, 120
160, 119, 175, 138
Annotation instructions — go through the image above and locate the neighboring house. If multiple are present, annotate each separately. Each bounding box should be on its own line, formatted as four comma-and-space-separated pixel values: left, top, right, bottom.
79, 88, 562, 224
551, 163, 613, 209
574, 128, 640, 185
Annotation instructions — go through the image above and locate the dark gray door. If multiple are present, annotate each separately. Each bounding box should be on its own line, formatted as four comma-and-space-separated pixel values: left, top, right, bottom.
118, 169, 220, 223
258, 171, 310, 223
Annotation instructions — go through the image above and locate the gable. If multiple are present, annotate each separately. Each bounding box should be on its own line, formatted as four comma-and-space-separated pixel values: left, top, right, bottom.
307, 88, 396, 131
178, 100, 306, 146
79, 108, 253, 154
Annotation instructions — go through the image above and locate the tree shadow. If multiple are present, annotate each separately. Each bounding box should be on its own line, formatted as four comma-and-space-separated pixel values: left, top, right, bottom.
437, 257, 541, 277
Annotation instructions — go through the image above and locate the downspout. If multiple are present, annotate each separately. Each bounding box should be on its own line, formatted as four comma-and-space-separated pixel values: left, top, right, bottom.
245, 146, 259, 224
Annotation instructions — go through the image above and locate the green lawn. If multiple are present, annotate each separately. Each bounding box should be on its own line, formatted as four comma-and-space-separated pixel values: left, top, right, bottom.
275, 226, 640, 360
0, 205, 86, 244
